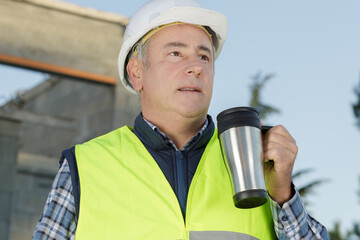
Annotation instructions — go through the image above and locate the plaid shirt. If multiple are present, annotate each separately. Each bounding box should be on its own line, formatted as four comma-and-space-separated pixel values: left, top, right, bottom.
33, 120, 329, 240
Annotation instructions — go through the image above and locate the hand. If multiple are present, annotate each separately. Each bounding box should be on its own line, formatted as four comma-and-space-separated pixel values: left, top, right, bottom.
262, 125, 298, 206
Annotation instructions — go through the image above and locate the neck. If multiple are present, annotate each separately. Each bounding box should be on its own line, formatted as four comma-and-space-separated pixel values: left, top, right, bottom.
142, 112, 207, 149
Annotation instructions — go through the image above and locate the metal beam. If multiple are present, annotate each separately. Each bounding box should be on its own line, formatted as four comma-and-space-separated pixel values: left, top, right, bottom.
0, 53, 116, 85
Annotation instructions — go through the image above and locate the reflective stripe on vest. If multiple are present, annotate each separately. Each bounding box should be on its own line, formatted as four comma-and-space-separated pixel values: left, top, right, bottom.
190, 231, 259, 240
75, 126, 276, 240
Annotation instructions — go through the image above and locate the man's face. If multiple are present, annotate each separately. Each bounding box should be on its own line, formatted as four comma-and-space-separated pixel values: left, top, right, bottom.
135, 24, 215, 122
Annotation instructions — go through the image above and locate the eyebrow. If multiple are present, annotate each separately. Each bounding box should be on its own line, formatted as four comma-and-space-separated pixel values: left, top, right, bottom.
164, 42, 213, 55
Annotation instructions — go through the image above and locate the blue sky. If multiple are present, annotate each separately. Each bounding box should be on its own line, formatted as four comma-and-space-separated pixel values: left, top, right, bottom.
1, 0, 360, 233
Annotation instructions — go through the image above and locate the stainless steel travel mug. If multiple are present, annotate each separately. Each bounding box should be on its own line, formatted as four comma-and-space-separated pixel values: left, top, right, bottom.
217, 107, 267, 209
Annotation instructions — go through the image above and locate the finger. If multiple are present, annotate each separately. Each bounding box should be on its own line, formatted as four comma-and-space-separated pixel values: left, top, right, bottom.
263, 132, 298, 155
266, 125, 296, 144
263, 142, 297, 164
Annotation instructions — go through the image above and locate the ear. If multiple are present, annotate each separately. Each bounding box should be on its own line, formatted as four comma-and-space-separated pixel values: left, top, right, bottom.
126, 58, 144, 91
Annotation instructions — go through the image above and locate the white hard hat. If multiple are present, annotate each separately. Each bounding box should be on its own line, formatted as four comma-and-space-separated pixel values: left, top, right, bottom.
118, 0, 228, 94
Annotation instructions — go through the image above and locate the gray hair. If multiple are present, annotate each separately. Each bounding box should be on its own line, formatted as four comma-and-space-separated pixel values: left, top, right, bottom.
124, 37, 150, 95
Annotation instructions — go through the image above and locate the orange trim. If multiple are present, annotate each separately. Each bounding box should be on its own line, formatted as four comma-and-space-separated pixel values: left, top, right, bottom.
0, 53, 116, 85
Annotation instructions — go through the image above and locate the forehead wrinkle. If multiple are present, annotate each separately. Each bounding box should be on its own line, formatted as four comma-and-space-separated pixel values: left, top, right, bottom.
164, 42, 187, 48
164, 42, 213, 55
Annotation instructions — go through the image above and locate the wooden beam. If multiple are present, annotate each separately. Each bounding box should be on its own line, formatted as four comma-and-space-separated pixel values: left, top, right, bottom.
0, 53, 117, 85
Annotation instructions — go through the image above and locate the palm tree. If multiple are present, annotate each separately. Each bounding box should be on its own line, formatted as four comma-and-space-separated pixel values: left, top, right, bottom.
347, 223, 360, 239
351, 74, 360, 240
249, 71, 280, 119
291, 169, 328, 206
352, 73, 360, 130
248, 71, 326, 203
358, 176, 360, 204
326, 72, 360, 240
328, 222, 344, 240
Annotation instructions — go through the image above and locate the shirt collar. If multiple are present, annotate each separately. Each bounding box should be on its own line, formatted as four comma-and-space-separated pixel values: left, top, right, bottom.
142, 117, 209, 151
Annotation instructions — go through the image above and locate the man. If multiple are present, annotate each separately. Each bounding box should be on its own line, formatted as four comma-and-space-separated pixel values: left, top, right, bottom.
33, 0, 329, 239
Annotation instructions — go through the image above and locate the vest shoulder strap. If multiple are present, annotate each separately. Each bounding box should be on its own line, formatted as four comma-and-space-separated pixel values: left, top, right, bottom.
61, 146, 80, 220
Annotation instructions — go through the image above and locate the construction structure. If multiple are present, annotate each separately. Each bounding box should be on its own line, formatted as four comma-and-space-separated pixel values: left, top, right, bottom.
0, 0, 140, 239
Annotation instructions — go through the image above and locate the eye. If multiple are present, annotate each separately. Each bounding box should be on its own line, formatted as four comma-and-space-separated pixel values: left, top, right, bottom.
199, 54, 210, 62
169, 51, 182, 57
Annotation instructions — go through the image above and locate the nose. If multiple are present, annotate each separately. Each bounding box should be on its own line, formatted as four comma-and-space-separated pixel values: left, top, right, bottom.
185, 59, 202, 77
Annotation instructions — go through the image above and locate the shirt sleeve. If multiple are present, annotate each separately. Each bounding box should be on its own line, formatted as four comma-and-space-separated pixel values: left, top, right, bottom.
269, 185, 330, 240
32, 158, 77, 240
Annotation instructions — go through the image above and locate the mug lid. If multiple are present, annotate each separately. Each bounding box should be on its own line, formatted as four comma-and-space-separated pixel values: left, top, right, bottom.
217, 107, 261, 135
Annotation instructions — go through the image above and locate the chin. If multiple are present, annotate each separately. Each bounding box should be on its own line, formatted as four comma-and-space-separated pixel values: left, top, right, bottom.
177, 106, 208, 119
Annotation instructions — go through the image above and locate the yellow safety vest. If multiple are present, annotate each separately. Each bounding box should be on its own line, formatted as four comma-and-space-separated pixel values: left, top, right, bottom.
75, 126, 276, 240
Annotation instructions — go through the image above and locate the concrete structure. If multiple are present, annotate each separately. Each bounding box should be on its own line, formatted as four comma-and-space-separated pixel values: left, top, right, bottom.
0, 0, 141, 239
0, 0, 140, 129
0, 117, 21, 240
1, 76, 131, 239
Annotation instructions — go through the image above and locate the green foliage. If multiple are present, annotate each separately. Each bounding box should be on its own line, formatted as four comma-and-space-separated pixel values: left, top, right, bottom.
347, 223, 360, 239
328, 222, 360, 240
329, 222, 344, 240
248, 71, 326, 204
327, 73, 360, 240
248, 70, 360, 239
248, 71, 360, 238
358, 176, 360, 204
353, 74, 360, 130
249, 71, 280, 120
291, 168, 328, 206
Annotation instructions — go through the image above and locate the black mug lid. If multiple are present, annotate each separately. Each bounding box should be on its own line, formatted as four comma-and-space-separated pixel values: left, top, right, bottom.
217, 107, 261, 135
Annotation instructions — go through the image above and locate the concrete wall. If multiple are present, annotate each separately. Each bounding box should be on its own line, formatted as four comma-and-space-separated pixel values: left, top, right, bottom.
19, 76, 115, 157
0, 0, 127, 77
0, 117, 20, 240
0, 0, 141, 129
9, 158, 55, 240
1, 74, 139, 239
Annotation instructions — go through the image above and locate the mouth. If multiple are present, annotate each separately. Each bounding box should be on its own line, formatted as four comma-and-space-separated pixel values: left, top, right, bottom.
178, 87, 201, 93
